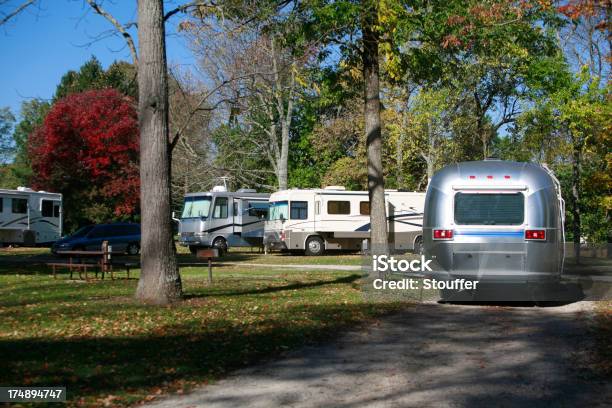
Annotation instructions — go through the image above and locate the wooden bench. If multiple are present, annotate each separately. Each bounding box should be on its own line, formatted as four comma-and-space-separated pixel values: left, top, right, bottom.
48, 262, 97, 280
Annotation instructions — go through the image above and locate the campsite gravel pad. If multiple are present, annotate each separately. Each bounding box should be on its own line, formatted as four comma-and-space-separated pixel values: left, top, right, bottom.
145, 301, 610, 408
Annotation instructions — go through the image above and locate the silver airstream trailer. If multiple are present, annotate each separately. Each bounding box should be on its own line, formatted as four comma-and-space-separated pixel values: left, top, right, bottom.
423, 160, 565, 284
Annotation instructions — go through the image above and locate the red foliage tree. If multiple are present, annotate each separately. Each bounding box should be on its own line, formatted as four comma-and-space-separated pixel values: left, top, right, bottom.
29, 89, 139, 229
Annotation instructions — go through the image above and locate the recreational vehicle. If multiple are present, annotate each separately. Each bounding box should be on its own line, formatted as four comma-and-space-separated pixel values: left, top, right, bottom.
0, 187, 62, 246
423, 160, 565, 283
177, 186, 270, 253
263, 187, 425, 255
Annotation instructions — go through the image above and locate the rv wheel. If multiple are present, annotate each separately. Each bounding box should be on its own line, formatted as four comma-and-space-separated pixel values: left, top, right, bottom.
212, 237, 228, 255
305, 236, 324, 256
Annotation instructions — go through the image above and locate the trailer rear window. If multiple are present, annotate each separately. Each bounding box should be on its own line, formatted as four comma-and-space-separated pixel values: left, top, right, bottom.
454, 193, 524, 225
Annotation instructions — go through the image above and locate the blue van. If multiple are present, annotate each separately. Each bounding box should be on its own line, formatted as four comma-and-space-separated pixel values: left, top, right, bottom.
52, 223, 141, 255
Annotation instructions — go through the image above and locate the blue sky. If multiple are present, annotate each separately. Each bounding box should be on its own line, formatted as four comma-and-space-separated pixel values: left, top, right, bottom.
0, 0, 194, 118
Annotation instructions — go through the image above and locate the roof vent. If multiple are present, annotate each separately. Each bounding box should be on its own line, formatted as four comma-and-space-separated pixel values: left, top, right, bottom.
212, 185, 228, 192
323, 186, 346, 190
17, 186, 33, 192
237, 188, 257, 193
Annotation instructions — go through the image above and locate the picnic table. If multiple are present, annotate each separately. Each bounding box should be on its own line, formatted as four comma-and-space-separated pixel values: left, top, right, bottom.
49, 241, 113, 280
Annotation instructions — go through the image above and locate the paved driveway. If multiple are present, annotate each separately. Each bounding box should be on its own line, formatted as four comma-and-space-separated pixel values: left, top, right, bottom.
146, 301, 609, 408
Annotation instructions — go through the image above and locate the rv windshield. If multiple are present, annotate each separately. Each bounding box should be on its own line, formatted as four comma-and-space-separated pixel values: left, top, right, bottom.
181, 196, 212, 218
454, 193, 524, 225
268, 201, 288, 221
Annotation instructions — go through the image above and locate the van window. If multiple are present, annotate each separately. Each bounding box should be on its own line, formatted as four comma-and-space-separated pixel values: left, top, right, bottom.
41, 200, 55, 217
454, 193, 524, 225
12, 198, 27, 214
327, 201, 350, 215
290, 201, 308, 220
0, 197, 3, 212
213, 197, 228, 219
359, 201, 370, 215
88, 225, 111, 238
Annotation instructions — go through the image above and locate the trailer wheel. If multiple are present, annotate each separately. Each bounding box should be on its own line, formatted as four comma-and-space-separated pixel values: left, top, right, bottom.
413, 236, 423, 255
305, 236, 324, 256
212, 237, 228, 256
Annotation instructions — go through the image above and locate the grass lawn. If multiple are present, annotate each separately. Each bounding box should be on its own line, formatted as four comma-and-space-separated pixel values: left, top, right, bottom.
0, 261, 407, 406
177, 246, 365, 265
0, 245, 365, 266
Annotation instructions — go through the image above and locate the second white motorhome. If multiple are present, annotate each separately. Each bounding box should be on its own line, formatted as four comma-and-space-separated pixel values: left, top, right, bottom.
263, 187, 425, 255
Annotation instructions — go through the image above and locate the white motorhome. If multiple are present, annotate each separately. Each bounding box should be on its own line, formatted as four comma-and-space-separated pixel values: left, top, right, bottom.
263, 187, 425, 255
0, 187, 62, 246
177, 186, 270, 254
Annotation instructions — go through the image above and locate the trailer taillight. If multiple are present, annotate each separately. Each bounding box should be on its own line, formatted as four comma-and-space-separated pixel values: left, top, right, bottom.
280, 231, 286, 241
433, 229, 453, 240
525, 229, 546, 241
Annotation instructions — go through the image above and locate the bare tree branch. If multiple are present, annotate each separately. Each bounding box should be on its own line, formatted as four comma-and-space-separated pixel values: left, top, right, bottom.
0, 0, 35, 26
85, 0, 138, 66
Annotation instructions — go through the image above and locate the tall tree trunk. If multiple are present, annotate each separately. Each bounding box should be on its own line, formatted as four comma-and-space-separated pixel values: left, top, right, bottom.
396, 132, 404, 189
278, 121, 289, 190
362, 0, 388, 254
135, 0, 182, 303
571, 136, 582, 264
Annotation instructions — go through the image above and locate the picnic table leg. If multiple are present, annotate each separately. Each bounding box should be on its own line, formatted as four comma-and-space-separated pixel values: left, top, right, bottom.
127, 265, 130, 279
52, 264, 56, 279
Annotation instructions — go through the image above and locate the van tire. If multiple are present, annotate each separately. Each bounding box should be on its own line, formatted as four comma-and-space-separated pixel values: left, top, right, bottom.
126, 243, 139, 255
305, 236, 324, 256
212, 237, 228, 256
413, 236, 423, 255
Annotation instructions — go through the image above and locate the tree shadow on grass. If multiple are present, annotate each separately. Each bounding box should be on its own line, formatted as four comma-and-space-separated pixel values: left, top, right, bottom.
183, 274, 362, 298
0, 302, 401, 406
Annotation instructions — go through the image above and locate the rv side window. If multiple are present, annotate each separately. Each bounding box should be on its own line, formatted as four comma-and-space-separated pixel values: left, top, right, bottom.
247, 202, 269, 218
213, 197, 229, 219
233, 202, 238, 217
41, 200, 55, 217
290, 201, 308, 220
327, 201, 350, 215
12, 198, 27, 214
0, 197, 3, 212
359, 201, 370, 215
454, 193, 524, 225
53, 203, 60, 217
315, 201, 320, 215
